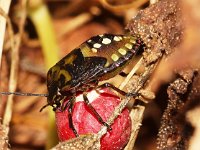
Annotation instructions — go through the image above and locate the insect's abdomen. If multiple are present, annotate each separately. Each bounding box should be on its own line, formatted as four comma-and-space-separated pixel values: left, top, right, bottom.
79, 34, 144, 80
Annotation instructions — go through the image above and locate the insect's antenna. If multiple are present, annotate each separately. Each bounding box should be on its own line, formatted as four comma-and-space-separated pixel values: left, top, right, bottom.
0, 92, 48, 97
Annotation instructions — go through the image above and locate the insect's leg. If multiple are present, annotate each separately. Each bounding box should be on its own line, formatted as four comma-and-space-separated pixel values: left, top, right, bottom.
68, 96, 79, 137
119, 71, 128, 77
97, 82, 137, 97
98, 83, 126, 95
83, 93, 111, 130
39, 103, 50, 112
61, 98, 70, 111
40, 101, 58, 111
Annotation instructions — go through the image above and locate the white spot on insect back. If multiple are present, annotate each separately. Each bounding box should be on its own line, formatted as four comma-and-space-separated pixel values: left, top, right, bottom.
93, 43, 102, 48
88, 39, 92, 42
102, 38, 111, 44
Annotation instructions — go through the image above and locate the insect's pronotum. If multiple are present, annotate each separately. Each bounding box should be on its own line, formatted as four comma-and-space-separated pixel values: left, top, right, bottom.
1, 33, 145, 137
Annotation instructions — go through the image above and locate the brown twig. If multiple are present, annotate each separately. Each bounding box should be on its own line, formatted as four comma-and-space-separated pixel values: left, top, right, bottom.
124, 105, 145, 150
0, 1, 13, 149
3, 0, 27, 129
0, 0, 12, 67
58, 13, 93, 38
150, 0, 159, 4
100, 0, 148, 13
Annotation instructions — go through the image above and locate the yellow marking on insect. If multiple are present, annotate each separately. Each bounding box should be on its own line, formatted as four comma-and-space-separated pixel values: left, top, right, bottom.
119, 36, 123, 40
91, 48, 98, 53
105, 61, 110, 67
51, 66, 60, 80
111, 54, 119, 61
51, 66, 60, 74
125, 43, 133, 50
102, 38, 111, 44
130, 39, 136, 44
64, 54, 77, 65
113, 36, 121, 41
118, 48, 127, 55
53, 95, 57, 100
59, 69, 72, 82
93, 43, 101, 48
81, 44, 98, 57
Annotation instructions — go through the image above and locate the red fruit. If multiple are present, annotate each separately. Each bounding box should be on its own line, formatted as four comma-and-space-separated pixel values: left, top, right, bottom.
55, 88, 131, 150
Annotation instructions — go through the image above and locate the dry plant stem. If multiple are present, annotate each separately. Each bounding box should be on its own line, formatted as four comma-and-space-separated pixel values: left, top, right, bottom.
28, 1, 60, 149
119, 57, 143, 90
123, 64, 158, 149
3, 0, 27, 127
0, 124, 10, 150
100, 0, 148, 12
28, 1, 59, 69
150, 0, 159, 4
124, 106, 145, 150
58, 13, 93, 37
0, 2, 13, 149
0, 0, 11, 67
51, 134, 100, 150
0, 8, 14, 51
20, 58, 46, 76
0, 8, 14, 53
53, 0, 85, 17
97, 63, 156, 139
187, 107, 200, 150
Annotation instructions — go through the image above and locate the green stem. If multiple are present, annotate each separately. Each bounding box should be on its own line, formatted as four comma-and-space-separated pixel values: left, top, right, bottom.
28, 1, 59, 149
28, 1, 59, 68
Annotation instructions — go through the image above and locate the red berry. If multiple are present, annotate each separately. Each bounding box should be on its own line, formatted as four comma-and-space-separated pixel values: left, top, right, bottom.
55, 89, 131, 150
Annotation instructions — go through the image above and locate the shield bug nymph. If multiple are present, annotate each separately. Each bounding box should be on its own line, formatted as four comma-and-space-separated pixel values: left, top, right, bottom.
41, 33, 145, 136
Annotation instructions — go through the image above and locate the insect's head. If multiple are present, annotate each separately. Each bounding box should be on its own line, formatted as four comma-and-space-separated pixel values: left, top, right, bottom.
46, 66, 60, 108
45, 64, 73, 110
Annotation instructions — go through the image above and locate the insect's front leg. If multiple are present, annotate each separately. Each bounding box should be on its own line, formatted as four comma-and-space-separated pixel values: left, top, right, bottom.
83, 93, 111, 130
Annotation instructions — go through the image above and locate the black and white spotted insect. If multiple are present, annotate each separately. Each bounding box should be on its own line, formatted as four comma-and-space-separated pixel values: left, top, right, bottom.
42, 33, 145, 136
0, 33, 145, 137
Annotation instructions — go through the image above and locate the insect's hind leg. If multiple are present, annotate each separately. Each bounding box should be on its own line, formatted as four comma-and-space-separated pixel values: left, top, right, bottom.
83, 93, 111, 130
67, 96, 79, 137
97, 83, 127, 96
97, 82, 137, 97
